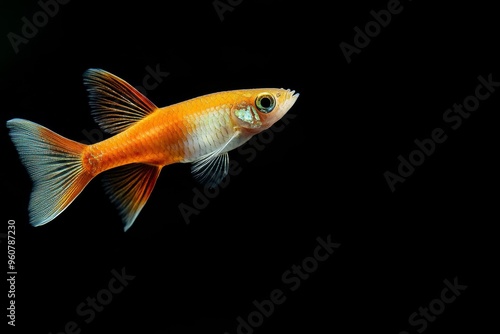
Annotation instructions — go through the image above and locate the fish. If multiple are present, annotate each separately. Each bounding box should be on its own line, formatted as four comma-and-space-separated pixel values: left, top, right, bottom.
7, 68, 299, 231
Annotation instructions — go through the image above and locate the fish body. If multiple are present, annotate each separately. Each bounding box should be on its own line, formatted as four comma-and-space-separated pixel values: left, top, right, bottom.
84, 88, 288, 173
7, 69, 299, 231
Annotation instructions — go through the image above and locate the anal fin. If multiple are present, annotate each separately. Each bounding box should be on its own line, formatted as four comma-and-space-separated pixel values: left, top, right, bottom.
102, 163, 162, 231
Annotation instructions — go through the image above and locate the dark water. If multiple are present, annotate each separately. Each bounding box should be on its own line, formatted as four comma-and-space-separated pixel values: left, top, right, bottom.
1, 1, 497, 333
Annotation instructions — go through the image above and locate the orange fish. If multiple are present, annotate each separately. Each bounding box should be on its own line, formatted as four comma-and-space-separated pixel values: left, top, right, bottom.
7, 69, 299, 231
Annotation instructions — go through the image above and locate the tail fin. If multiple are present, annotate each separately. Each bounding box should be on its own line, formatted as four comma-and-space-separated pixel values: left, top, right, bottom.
6, 118, 93, 227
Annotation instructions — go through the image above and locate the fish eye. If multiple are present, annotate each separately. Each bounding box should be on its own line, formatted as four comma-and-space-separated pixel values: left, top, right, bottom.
255, 93, 276, 114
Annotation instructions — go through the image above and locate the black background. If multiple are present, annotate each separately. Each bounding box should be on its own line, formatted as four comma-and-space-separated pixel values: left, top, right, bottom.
1, 0, 497, 333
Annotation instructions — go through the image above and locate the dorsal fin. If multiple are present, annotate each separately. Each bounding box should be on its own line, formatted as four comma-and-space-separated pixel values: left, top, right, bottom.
83, 68, 158, 134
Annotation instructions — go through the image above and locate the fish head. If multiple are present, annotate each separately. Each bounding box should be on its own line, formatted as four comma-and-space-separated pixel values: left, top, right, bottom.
231, 88, 299, 134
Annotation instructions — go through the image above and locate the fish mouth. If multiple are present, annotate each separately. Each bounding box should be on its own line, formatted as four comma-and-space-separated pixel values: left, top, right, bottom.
282, 89, 299, 111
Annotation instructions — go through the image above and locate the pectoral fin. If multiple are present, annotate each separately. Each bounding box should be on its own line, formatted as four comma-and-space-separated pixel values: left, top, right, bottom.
191, 152, 229, 188
191, 131, 240, 188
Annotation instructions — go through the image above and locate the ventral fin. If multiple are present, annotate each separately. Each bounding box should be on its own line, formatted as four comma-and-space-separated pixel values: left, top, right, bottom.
103, 163, 162, 231
83, 68, 158, 135
191, 131, 240, 188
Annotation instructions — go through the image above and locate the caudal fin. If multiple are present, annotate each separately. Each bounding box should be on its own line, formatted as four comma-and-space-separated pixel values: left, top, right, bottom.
7, 118, 93, 227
